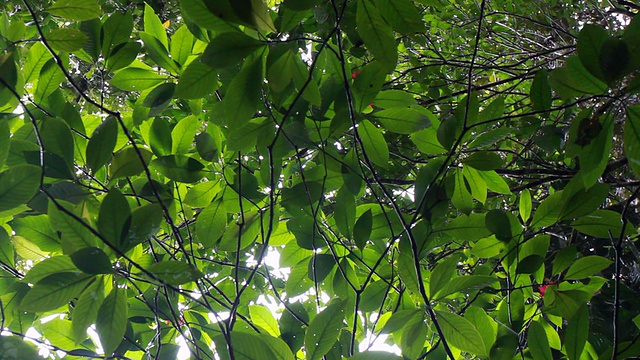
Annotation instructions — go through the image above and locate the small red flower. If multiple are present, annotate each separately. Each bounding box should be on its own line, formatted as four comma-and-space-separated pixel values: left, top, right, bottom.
369, 102, 374, 108
538, 281, 555, 297
352, 69, 362, 79
539, 285, 549, 297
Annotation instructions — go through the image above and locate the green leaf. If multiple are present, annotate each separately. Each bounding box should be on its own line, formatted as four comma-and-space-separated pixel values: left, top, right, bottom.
172, 115, 199, 154
86, 116, 118, 173
48, 201, 97, 253
170, 25, 194, 66
151, 155, 205, 183
372, 108, 430, 134
350, 352, 403, 360
527, 321, 553, 360
531, 191, 562, 228
430, 256, 457, 298
352, 61, 387, 112
571, 209, 629, 238
202, 32, 265, 69
0, 165, 41, 212
599, 37, 629, 84
334, 186, 356, 238
434, 275, 499, 300
106, 42, 141, 72
452, 169, 473, 214
176, 60, 219, 99
0, 336, 40, 359
196, 200, 227, 247
214, 332, 294, 360
353, 209, 373, 250
461, 151, 503, 171
564, 255, 612, 280
101, 12, 134, 57
625, 105, 640, 177
110, 147, 153, 180
375, 0, 425, 35
0, 227, 14, 267
224, 56, 264, 129
249, 304, 281, 336
358, 120, 389, 168
142, 83, 175, 117
149, 118, 173, 157
72, 277, 105, 342
519, 189, 532, 222
565, 304, 589, 360
22, 256, 76, 284
549, 56, 607, 99
559, 182, 610, 220
110, 67, 166, 91
552, 245, 577, 276
485, 209, 512, 241
96, 287, 128, 356
20, 272, 94, 312
45, 28, 88, 52
436, 310, 487, 356
0, 119, 10, 169
515, 255, 545, 274
356, 0, 397, 71
47, 0, 101, 21
305, 301, 345, 360
145, 260, 204, 285
70, 247, 113, 274
98, 188, 131, 248
144, 3, 169, 49
442, 213, 492, 241
577, 24, 607, 81
530, 70, 552, 112
465, 306, 498, 353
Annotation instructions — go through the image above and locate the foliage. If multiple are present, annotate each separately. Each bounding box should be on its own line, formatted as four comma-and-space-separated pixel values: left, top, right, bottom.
0, 0, 640, 359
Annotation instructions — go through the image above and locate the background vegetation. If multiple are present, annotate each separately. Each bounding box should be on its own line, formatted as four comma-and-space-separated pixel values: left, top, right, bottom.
0, 0, 640, 358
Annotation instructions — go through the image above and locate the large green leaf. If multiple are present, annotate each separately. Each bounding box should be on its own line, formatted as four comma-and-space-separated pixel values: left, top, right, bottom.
372, 108, 430, 134
202, 32, 265, 69
358, 119, 389, 168
0, 165, 41, 212
20, 272, 94, 312
86, 116, 118, 173
564, 255, 612, 280
96, 287, 128, 356
375, 0, 425, 35
48, 200, 98, 253
565, 304, 589, 360
72, 277, 105, 342
175, 60, 218, 99
110, 67, 166, 91
70, 247, 113, 274
145, 260, 203, 285
571, 210, 631, 238
436, 311, 487, 356
223, 56, 264, 129
97, 187, 131, 248
624, 105, 640, 177
151, 155, 205, 183
47, 0, 101, 21
110, 147, 153, 180
305, 301, 345, 360
45, 28, 88, 52
0, 227, 15, 267
527, 321, 553, 360
196, 200, 227, 247
356, 0, 397, 71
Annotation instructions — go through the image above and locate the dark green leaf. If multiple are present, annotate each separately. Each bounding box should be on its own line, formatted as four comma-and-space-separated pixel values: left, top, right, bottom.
86, 116, 118, 173
110, 67, 166, 91
530, 70, 552, 112
372, 108, 430, 134
70, 247, 113, 274
196, 200, 226, 247
356, 0, 397, 71
224, 56, 264, 129
145, 260, 204, 285
565, 304, 589, 360
45, 28, 88, 52
515, 255, 545, 274
305, 301, 345, 360
358, 120, 389, 168
353, 209, 372, 250
151, 155, 205, 183
110, 147, 153, 180
176, 61, 219, 99
462, 151, 503, 171
202, 32, 265, 69
571, 210, 630, 238
527, 321, 553, 360
98, 188, 131, 248
96, 287, 128, 356
0, 165, 41, 212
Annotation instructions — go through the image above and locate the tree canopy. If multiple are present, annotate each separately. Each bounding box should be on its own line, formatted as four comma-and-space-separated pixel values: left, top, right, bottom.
1, 0, 640, 359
